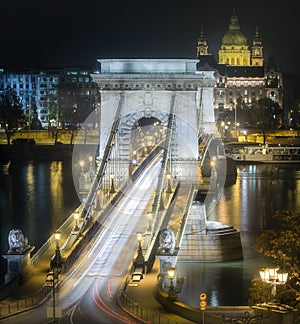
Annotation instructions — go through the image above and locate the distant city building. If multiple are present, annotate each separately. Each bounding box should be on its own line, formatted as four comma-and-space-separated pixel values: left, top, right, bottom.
0, 13, 286, 131
196, 10, 283, 123
0, 69, 39, 127
0, 68, 99, 129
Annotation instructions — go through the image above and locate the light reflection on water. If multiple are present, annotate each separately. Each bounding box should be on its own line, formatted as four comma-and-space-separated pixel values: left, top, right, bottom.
1, 161, 299, 304
178, 163, 300, 306
0, 160, 79, 283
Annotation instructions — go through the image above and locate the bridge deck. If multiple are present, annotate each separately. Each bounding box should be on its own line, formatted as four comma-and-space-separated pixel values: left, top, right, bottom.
164, 182, 196, 236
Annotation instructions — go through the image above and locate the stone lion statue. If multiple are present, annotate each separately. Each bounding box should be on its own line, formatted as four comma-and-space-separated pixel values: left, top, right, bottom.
8, 229, 29, 254
159, 228, 176, 255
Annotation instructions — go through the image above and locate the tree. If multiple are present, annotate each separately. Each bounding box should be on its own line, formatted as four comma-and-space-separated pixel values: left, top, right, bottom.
46, 89, 61, 127
238, 98, 283, 144
249, 210, 300, 307
0, 87, 25, 145
30, 109, 43, 130
58, 83, 96, 128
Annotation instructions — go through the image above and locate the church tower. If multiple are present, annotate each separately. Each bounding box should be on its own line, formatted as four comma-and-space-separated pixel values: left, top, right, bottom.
218, 9, 251, 66
251, 26, 264, 66
196, 26, 209, 57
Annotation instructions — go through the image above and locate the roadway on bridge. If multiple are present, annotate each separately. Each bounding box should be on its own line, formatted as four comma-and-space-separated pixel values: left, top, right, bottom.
3, 157, 162, 324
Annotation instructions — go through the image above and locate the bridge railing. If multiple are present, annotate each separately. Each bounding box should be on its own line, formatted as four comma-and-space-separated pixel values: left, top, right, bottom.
118, 287, 187, 324
31, 205, 83, 266
175, 184, 197, 249
0, 283, 52, 318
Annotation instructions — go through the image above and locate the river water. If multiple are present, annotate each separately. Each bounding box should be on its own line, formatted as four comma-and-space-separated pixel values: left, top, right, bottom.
1, 159, 299, 306
177, 163, 300, 306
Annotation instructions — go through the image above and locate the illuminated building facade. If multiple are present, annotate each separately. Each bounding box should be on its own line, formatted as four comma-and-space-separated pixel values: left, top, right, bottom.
197, 10, 283, 121
0, 69, 59, 128
0, 68, 98, 128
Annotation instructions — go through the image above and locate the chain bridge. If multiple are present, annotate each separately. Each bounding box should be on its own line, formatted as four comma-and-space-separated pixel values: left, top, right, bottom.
68, 59, 243, 276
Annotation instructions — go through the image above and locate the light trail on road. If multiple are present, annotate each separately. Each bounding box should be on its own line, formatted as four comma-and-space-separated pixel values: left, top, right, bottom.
64, 156, 161, 323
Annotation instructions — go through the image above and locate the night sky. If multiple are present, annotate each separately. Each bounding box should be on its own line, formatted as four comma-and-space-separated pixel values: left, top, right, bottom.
1, 0, 299, 75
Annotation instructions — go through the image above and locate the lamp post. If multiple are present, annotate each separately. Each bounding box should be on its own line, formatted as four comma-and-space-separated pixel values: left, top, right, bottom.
47, 231, 61, 322
166, 173, 172, 194
79, 160, 85, 191
210, 156, 217, 191
88, 156, 94, 181
167, 267, 177, 300
46, 271, 56, 322
109, 173, 115, 194
132, 150, 137, 166
134, 233, 145, 273
234, 103, 237, 131
259, 267, 288, 296
73, 213, 79, 231
141, 143, 145, 157
54, 231, 61, 274
220, 121, 225, 138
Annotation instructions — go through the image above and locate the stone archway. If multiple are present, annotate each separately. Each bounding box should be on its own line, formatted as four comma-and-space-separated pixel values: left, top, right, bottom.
92, 59, 216, 185
115, 109, 169, 180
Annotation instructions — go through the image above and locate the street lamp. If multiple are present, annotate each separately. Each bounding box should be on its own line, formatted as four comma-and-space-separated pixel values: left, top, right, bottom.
54, 231, 61, 274
79, 160, 85, 191
73, 213, 79, 231
167, 267, 177, 300
210, 156, 217, 190
109, 173, 116, 194
166, 173, 172, 194
234, 103, 237, 131
210, 156, 216, 168
132, 150, 137, 166
47, 231, 62, 322
220, 121, 225, 137
79, 160, 84, 171
46, 271, 57, 322
88, 156, 94, 181
259, 267, 288, 296
141, 143, 145, 157
134, 233, 145, 273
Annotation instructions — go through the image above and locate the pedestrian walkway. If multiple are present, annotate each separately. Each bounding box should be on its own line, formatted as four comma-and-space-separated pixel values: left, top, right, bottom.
121, 260, 195, 324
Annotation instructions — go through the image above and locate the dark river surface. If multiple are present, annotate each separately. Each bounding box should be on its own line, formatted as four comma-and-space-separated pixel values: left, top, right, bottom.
1, 159, 299, 306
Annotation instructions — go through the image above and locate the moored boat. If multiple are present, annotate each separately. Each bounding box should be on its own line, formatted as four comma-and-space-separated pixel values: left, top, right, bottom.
225, 143, 300, 163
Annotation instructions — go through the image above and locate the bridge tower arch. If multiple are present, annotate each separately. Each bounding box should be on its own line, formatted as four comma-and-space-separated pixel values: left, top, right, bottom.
92, 59, 216, 184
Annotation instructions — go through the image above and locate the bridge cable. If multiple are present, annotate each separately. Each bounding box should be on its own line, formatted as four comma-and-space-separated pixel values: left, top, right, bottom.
150, 92, 177, 242
82, 92, 124, 221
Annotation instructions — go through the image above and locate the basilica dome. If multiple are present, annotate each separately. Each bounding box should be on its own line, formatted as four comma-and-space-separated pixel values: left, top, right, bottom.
221, 12, 248, 46
222, 30, 247, 46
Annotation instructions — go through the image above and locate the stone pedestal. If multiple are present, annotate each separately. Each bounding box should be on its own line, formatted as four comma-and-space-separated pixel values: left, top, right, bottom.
156, 253, 178, 289
2, 246, 35, 284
